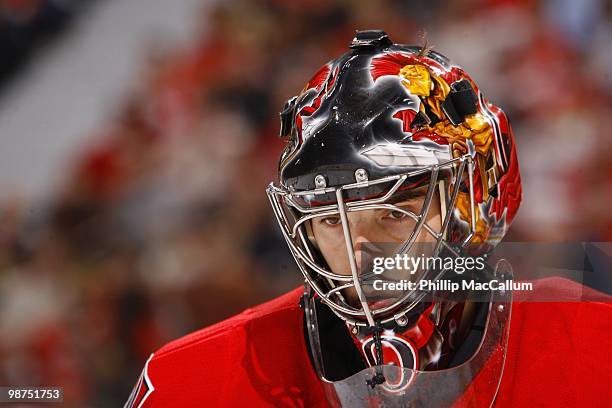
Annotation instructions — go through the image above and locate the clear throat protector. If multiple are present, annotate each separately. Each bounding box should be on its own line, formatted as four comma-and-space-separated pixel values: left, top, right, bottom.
302, 262, 512, 408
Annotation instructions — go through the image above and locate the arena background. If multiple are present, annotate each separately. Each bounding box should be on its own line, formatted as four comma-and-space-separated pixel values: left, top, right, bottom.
0, 0, 610, 405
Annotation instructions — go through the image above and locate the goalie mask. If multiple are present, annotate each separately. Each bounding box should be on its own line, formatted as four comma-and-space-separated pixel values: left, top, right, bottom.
267, 30, 521, 406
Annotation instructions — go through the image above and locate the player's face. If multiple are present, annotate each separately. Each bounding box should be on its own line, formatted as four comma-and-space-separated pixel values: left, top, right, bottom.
311, 185, 442, 305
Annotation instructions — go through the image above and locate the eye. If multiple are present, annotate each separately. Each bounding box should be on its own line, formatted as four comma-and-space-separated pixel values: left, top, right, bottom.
321, 216, 341, 226
387, 210, 408, 220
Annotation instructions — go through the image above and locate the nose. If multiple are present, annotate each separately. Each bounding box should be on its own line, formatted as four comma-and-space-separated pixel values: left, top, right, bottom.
352, 236, 369, 272
346, 212, 383, 271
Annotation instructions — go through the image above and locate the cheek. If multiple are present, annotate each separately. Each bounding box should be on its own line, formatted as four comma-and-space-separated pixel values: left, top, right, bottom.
383, 222, 417, 242
411, 204, 443, 244
421, 195, 443, 239
426, 212, 442, 235
311, 224, 348, 273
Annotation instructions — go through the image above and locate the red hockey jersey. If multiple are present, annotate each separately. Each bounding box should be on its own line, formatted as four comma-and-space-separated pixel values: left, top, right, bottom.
125, 278, 611, 407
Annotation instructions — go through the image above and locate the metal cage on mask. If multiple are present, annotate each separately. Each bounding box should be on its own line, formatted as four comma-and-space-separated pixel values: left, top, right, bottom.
266, 153, 478, 328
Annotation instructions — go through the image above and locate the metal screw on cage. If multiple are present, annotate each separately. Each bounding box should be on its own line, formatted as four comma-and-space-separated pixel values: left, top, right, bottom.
314, 175, 327, 189
354, 168, 368, 182
395, 315, 408, 326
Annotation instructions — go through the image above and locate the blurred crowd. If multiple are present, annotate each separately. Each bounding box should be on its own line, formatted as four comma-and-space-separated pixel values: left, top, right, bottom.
0, 0, 98, 88
0, 0, 611, 405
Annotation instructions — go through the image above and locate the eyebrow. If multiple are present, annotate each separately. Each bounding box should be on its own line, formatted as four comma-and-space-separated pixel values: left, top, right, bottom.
386, 185, 431, 204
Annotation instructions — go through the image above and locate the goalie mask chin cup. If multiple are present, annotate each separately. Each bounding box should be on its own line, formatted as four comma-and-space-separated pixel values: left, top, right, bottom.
267, 30, 522, 327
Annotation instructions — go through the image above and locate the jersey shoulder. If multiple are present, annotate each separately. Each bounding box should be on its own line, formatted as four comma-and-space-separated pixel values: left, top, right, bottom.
518, 276, 611, 302
155, 285, 304, 359
125, 286, 327, 408
495, 278, 612, 407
